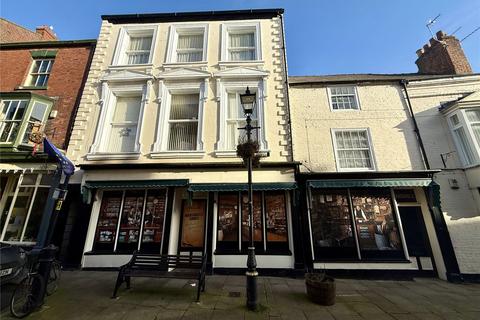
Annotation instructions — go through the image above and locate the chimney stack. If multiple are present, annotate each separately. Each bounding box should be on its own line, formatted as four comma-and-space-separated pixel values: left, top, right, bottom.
415, 30, 473, 75
35, 25, 57, 41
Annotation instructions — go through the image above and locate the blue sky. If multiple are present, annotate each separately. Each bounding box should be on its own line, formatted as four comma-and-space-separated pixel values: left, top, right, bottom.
1, 0, 478, 75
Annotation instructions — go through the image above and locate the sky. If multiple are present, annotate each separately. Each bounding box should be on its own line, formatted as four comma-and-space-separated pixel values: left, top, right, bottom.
1, 0, 479, 75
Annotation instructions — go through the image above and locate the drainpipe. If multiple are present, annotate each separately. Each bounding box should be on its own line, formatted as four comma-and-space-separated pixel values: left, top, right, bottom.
400, 80, 462, 282
400, 79, 430, 170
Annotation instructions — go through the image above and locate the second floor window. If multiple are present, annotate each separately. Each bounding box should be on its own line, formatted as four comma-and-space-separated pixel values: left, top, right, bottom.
126, 36, 152, 65
176, 33, 204, 63
26, 59, 54, 87
167, 94, 199, 151
333, 129, 375, 170
107, 96, 141, 153
0, 100, 28, 143
228, 32, 256, 61
328, 86, 359, 110
448, 108, 480, 166
21, 101, 49, 145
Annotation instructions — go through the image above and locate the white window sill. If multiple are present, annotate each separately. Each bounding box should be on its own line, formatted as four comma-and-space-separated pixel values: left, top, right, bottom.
86, 152, 141, 160
214, 149, 270, 158
108, 64, 154, 70
163, 61, 208, 68
149, 151, 205, 159
218, 60, 265, 67
337, 168, 376, 172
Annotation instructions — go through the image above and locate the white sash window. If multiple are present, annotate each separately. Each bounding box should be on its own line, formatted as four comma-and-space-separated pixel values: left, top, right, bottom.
112, 26, 157, 66
0, 100, 28, 143
332, 129, 375, 171
126, 36, 152, 65
167, 94, 199, 151
165, 24, 208, 64
176, 34, 204, 63
221, 22, 261, 62
107, 96, 141, 153
226, 92, 258, 150
228, 32, 256, 61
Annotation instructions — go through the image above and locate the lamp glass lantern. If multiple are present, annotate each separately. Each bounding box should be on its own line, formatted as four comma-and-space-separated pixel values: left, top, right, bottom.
240, 87, 256, 115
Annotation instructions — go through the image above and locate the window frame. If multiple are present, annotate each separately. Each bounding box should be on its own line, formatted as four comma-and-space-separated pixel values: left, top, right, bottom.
0, 94, 53, 148
165, 24, 208, 65
24, 59, 55, 88
220, 22, 262, 63
327, 86, 361, 111
331, 128, 376, 172
215, 79, 268, 157
88, 82, 149, 160
446, 107, 480, 167
152, 80, 207, 158
111, 26, 158, 67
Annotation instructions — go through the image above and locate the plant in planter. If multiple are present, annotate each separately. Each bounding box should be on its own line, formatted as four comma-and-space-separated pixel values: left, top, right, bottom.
236, 140, 261, 167
305, 272, 336, 305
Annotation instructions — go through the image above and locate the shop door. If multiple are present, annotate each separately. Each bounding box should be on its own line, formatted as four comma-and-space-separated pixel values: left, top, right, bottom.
179, 199, 207, 254
398, 206, 430, 257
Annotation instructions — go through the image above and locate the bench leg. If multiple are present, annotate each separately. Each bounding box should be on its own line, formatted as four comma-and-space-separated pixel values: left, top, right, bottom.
112, 272, 124, 299
196, 281, 201, 302
126, 276, 131, 289
201, 276, 206, 292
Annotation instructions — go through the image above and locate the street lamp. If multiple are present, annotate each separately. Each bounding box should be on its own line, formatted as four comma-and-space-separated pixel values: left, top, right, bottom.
239, 86, 258, 310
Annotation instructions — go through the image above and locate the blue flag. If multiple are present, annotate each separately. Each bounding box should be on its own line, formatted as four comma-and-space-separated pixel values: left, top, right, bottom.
43, 138, 75, 176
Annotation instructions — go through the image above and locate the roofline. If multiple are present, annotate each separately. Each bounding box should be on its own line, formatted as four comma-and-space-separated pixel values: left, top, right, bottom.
0, 39, 97, 49
288, 73, 480, 85
101, 8, 284, 24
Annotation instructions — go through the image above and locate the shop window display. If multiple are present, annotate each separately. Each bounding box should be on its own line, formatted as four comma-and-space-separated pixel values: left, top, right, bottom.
217, 193, 239, 251
116, 190, 145, 252
241, 192, 262, 243
93, 191, 122, 251
141, 189, 166, 253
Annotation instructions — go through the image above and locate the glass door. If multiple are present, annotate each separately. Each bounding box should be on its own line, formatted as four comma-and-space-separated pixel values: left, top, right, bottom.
179, 199, 206, 252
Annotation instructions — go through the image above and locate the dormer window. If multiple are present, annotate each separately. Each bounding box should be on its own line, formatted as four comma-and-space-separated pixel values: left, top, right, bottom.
112, 27, 157, 66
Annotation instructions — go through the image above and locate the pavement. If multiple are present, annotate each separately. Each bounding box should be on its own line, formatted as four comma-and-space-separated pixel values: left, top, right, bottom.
1, 271, 479, 319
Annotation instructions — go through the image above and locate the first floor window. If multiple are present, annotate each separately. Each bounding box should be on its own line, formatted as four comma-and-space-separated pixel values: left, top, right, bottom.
0, 174, 51, 244
216, 191, 289, 253
309, 187, 404, 261
107, 96, 141, 153
26, 59, 54, 87
448, 110, 480, 166
333, 129, 374, 170
167, 93, 199, 151
226, 91, 258, 150
93, 189, 167, 253
0, 100, 28, 143
22, 101, 49, 145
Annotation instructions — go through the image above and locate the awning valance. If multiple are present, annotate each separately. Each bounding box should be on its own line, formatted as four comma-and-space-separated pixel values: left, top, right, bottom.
188, 182, 297, 192
308, 178, 433, 189
84, 179, 189, 189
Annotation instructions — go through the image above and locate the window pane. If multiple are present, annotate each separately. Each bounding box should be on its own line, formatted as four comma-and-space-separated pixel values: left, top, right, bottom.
107, 96, 141, 153
351, 189, 402, 252
167, 94, 199, 151
141, 189, 166, 252
471, 123, 480, 149
94, 191, 122, 251
117, 190, 144, 252
310, 189, 355, 249
265, 192, 287, 242
454, 127, 475, 165
169, 94, 199, 120
22, 187, 49, 242
450, 114, 460, 126
335, 130, 373, 169
126, 36, 152, 65
241, 192, 262, 242
229, 33, 254, 48
177, 34, 203, 49
3, 186, 35, 242
167, 123, 198, 151
466, 109, 480, 122
218, 193, 239, 242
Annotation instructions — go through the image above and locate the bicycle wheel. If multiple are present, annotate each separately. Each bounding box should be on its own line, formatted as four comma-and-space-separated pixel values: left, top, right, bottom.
10, 274, 45, 319
46, 261, 61, 296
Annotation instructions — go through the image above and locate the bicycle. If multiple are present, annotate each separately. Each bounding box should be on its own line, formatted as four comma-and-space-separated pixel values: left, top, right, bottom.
9, 250, 45, 318
45, 259, 61, 296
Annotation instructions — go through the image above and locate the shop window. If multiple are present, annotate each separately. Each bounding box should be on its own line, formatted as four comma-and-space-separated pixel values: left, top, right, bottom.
216, 191, 289, 254
310, 189, 357, 260
93, 189, 168, 253
309, 187, 406, 261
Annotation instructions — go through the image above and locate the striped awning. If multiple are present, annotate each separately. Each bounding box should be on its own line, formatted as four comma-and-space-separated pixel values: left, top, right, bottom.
308, 178, 433, 188
188, 182, 297, 192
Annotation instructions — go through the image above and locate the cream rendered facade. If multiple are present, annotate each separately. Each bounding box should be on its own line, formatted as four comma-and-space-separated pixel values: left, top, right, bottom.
289, 77, 452, 280
406, 75, 480, 277
66, 10, 296, 270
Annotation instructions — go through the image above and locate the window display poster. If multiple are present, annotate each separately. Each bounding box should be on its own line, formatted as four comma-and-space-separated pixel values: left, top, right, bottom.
95, 191, 122, 244
265, 193, 287, 242
181, 199, 206, 249
142, 189, 166, 244
217, 194, 239, 242
118, 190, 144, 244
351, 189, 401, 251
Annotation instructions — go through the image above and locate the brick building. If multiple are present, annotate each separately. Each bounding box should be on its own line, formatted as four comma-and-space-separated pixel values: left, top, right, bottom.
0, 19, 95, 265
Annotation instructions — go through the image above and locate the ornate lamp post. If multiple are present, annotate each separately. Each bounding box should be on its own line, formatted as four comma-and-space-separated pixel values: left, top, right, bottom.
239, 87, 258, 310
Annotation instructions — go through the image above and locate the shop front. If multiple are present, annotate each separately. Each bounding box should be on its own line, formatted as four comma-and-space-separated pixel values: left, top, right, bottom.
300, 174, 446, 277
79, 166, 298, 272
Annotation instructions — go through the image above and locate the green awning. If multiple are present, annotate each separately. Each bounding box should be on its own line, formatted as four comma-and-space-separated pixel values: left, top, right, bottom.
84, 179, 189, 189
308, 178, 433, 188
188, 182, 297, 192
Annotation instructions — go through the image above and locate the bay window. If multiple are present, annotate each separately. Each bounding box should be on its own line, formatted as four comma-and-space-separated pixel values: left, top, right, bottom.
447, 107, 480, 166
93, 189, 167, 253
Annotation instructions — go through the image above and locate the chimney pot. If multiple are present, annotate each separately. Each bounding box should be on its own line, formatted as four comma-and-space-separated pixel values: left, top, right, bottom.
416, 48, 424, 57
436, 30, 446, 40
429, 38, 437, 46
423, 43, 430, 51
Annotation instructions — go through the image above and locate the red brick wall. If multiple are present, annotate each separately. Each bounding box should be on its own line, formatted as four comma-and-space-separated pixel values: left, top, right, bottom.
0, 19, 57, 43
0, 44, 94, 149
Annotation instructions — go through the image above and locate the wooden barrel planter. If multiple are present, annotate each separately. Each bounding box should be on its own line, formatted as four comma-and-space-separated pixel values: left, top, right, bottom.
305, 273, 336, 306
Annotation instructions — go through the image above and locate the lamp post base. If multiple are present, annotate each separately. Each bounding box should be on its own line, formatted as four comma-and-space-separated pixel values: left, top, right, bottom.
246, 246, 258, 310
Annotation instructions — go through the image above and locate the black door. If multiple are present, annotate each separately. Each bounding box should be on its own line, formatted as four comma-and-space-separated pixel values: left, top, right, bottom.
398, 206, 430, 257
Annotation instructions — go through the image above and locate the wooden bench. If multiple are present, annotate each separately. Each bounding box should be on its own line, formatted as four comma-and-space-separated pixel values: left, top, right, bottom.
112, 252, 206, 301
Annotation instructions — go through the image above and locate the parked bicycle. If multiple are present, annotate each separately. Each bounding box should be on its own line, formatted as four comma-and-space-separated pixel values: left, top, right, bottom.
9, 247, 61, 318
